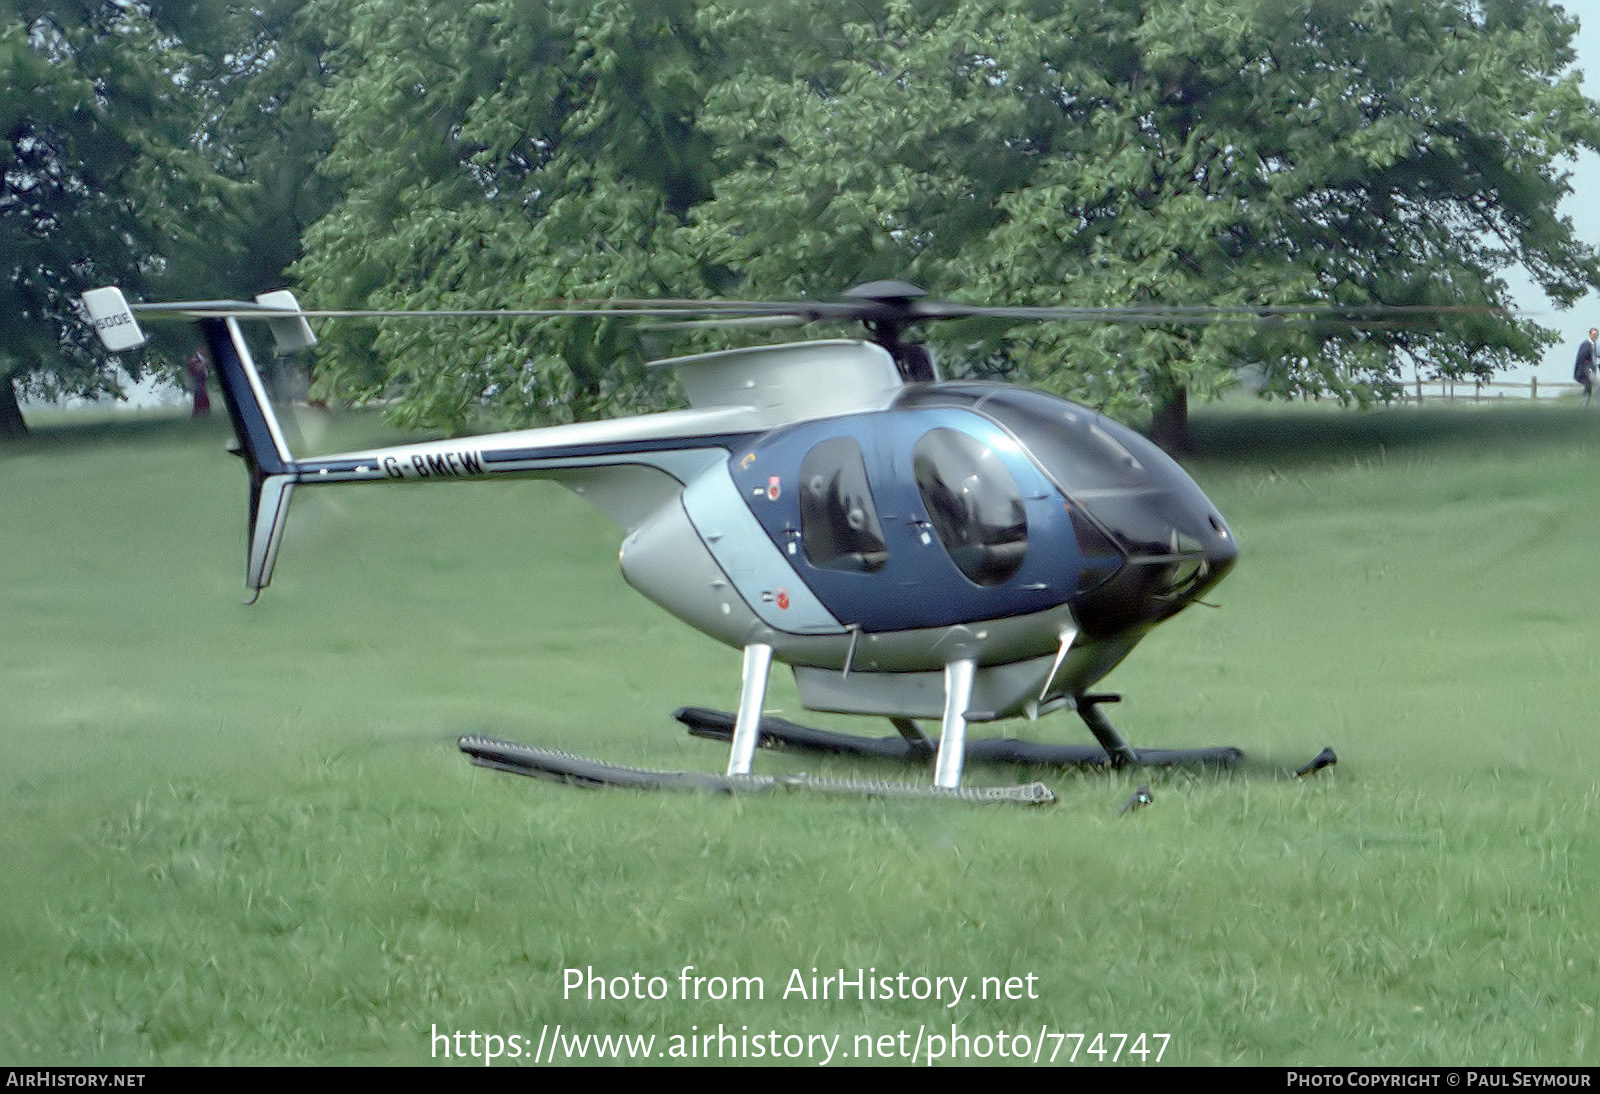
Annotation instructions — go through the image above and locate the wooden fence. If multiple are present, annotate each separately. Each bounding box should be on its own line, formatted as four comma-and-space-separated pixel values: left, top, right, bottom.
1397, 376, 1587, 403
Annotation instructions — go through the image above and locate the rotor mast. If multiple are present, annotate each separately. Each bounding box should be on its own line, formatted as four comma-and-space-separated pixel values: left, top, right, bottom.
844, 280, 938, 382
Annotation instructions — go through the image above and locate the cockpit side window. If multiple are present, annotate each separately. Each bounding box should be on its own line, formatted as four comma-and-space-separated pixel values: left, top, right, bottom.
798, 437, 888, 573
913, 428, 1028, 586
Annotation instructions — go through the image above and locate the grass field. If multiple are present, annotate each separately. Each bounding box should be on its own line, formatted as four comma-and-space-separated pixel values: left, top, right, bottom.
3, 399, 1598, 1066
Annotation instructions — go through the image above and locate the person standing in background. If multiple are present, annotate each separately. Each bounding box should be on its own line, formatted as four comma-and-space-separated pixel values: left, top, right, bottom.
186, 350, 211, 416
1574, 328, 1598, 406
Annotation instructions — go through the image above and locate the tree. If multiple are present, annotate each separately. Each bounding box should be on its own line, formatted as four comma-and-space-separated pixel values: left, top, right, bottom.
2, 2, 212, 435
1, 1, 336, 438
289, 0, 1600, 441
152, 0, 340, 303
688, 0, 1600, 448
292, 0, 724, 430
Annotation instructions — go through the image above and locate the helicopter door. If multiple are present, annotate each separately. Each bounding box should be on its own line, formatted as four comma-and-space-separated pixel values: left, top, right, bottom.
796, 437, 889, 574
910, 427, 1028, 587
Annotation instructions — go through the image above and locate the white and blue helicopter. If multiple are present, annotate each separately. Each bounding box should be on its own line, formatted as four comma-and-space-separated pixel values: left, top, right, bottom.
82, 281, 1369, 803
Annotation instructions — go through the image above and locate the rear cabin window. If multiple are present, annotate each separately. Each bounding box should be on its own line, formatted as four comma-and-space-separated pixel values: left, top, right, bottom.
913, 429, 1028, 586
798, 437, 888, 573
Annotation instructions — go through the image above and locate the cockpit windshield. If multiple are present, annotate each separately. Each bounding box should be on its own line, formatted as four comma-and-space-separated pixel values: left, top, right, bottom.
896, 383, 1198, 498
895, 383, 1231, 561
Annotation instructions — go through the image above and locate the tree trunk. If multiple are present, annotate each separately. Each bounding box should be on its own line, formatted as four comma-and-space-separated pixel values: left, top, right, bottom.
1147, 384, 1192, 455
0, 377, 27, 440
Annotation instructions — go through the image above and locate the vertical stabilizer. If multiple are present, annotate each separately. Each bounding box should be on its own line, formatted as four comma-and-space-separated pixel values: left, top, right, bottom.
200, 316, 300, 600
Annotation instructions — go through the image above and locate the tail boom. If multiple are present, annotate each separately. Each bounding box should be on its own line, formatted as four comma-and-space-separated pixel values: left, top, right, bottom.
83, 287, 770, 599
202, 313, 759, 598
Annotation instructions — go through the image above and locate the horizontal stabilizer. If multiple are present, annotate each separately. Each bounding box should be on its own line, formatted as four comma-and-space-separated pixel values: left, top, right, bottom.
78, 287, 317, 355
80, 287, 146, 352
253, 291, 317, 352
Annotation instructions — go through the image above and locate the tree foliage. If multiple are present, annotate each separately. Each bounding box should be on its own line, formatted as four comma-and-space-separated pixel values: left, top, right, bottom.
20, 0, 1600, 441
157, 0, 340, 302
292, 0, 1600, 437
292, 0, 723, 427
1, 0, 335, 437
3, 1, 213, 433
685, 0, 1600, 443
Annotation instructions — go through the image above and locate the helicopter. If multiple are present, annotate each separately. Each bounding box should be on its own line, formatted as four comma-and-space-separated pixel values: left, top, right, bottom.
80, 280, 1380, 804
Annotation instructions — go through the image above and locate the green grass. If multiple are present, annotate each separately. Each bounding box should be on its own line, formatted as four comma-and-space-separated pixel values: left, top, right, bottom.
2, 400, 1598, 1065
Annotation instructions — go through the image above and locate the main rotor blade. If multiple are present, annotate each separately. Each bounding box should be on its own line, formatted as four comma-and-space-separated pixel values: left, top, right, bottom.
911, 300, 1508, 324
644, 315, 812, 331
125, 298, 870, 323
122, 295, 1508, 328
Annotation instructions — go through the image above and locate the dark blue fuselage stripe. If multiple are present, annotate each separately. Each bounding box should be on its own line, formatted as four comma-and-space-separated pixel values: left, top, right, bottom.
295, 433, 757, 477
202, 317, 289, 476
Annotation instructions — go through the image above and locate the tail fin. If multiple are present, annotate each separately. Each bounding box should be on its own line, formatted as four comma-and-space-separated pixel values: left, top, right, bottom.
81, 287, 317, 601
199, 314, 302, 603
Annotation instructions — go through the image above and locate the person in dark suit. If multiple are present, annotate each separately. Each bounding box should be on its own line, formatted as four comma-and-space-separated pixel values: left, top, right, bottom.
1575, 328, 1598, 405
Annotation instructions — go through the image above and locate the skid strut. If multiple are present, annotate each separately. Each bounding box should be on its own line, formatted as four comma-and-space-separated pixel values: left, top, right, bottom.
726, 642, 773, 777
934, 658, 976, 789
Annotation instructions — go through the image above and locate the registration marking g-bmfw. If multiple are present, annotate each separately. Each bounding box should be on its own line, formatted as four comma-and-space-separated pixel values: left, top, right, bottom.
382, 449, 487, 480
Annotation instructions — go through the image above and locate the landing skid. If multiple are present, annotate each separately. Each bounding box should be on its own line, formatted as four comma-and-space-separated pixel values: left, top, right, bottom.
457, 693, 1238, 804
458, 735, 1056, 804
672, 700, 1244, 770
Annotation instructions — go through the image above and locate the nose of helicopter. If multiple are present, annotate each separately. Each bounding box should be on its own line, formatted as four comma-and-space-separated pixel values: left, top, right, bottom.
1070, 484, 1237, 637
